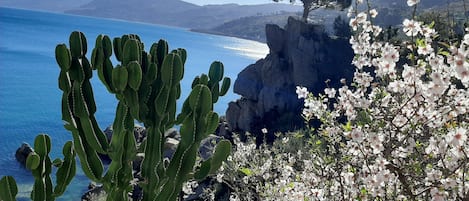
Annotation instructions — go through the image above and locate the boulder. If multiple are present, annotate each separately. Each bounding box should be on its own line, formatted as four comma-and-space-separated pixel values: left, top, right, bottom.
226, 16, 354, 141
15, 143, 33, 166
103, 124, 147, 144
199, 135, 224, 160
81, 184, 106, 201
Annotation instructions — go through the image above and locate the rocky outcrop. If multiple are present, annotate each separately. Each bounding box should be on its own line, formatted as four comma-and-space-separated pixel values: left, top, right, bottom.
226, 16, 354, 142
15, 143, 33, 166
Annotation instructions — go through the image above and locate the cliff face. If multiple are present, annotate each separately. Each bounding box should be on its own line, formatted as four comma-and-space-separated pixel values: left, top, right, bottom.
226, 17, 354, 142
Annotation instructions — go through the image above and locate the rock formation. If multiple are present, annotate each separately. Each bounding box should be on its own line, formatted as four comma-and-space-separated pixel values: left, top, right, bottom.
226, 16, 354, 142
15, 143, 33, 166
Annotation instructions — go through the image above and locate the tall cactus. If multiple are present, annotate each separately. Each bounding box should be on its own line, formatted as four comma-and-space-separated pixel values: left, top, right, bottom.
56, 31, 232, 201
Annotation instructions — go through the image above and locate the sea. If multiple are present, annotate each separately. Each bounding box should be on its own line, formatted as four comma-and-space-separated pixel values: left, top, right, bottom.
0, 7, 268, 200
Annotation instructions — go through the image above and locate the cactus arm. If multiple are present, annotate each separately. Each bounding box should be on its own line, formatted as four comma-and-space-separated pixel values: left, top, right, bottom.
69, 31, 86, 58
70, 127, 103, 182
220, 77, 231, 96
123, 39, 141, 66
194, 140, 231, 180
55, 44, 71, 71
208, 61, 224, 82
103, 102, 137, 200
0, 176, 17, 201
53, 141, 76, 197
140, 127, 164, 201
28, 134, 54, 201
127, 61, 143, 91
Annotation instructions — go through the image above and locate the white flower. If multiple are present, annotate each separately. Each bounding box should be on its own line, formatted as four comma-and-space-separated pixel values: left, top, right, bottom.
296, 86, 309, 99
369, 9, 378, 18
455, 64, 469, 83
463, 34, 469, 45
417, 43, 433, 55
350, 128, 364, 142
392, 114, 408, 127
403, 19, 421, 36
407, 0, 420, 6
324, 88, 336, 98
216, 173, 224, 183
446, 127, 467, 147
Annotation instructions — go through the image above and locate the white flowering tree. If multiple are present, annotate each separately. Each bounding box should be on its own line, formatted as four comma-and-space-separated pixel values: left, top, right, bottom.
184, 0, 469, 200
294, 0, 469, 199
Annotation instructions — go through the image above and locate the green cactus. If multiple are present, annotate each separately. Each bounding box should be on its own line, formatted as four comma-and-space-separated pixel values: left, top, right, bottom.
20, 134, 77, 201
1, 31, 234, 201
0, 176, 17, 201
0, 31, 233, 201
57, 31, 108, 183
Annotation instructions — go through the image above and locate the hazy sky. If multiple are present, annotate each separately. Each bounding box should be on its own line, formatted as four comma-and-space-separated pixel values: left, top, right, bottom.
183, 0, 290, 5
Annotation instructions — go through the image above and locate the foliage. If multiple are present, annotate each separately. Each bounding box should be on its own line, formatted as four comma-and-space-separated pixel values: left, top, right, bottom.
273, 0, 352, 22
0, 32, 232, 201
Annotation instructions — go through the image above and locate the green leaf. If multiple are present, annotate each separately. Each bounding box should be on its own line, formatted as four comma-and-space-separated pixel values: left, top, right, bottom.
239, 167, 253, 176
343, 121, 352, 132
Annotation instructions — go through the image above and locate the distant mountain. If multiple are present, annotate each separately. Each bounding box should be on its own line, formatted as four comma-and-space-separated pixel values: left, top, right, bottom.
65, 0, 302, 30
0, 0, 92, 12
1, 0, 463, 43
193, 12, 296, 42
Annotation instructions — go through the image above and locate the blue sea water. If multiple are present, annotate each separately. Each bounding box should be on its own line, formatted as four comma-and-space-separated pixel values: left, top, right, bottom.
0, 7, 267, 200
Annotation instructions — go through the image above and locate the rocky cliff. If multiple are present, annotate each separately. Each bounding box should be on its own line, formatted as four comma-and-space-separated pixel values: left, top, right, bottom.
226, 16, 354, 143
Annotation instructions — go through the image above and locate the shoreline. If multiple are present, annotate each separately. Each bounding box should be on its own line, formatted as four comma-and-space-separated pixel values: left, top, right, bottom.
0, 6, 267, 44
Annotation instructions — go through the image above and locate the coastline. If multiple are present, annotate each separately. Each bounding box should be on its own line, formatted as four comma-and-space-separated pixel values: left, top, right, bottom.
0, 6, 267, 44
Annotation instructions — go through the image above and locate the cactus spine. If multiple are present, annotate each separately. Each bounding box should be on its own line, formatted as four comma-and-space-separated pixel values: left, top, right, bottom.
56, 31, 232, 201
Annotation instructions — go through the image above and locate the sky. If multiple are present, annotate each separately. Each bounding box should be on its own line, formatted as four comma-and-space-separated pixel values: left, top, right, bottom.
183, 0, 290, 6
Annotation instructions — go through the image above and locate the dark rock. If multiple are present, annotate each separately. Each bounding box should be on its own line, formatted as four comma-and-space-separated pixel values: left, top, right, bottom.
226, 16, 354, 141
81, 184, 105, 201
15, 143, 33, 166
265, 24, 286, 54
133, 124, 147, 143
164, 128, 180, 140
104, 124, 147, 144
164, 137, 179, 159
226, 98, 258, 135
199, 135, 224, 160
215, 116, 233, 142
233, 62, 263, 101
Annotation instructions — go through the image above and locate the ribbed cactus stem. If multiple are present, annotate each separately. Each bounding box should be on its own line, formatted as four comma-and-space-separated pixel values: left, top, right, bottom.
55, 31, 232, 201
0, 176, 18, 201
